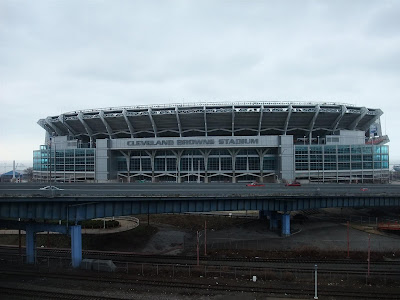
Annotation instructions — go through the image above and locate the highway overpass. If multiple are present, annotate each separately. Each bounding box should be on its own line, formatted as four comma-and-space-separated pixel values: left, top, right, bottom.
1, 182, 400, 267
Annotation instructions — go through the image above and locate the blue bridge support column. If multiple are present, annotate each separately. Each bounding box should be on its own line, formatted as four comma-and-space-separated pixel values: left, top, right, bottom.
25, 224, 36, 264
269, 211, 279, 230
70, 225, 82, 268
281, 213, 291, 236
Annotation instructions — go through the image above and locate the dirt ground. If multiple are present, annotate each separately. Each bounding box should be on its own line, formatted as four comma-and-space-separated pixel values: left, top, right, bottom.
1, 208, 400, 257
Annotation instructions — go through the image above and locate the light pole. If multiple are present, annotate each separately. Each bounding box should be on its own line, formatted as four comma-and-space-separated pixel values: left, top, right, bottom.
314, 264, 318, 299
303, 136, 306, 145
196, 230, 202, 266
49, 134, 53, 188
197, 159, 201, 183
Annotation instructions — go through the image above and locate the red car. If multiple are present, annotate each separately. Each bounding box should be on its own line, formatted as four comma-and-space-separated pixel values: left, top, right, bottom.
285, 181, 301, 187
246, 182, 265, 187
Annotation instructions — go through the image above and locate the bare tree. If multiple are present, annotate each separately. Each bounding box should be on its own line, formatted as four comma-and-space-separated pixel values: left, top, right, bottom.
24, 167, 33, 181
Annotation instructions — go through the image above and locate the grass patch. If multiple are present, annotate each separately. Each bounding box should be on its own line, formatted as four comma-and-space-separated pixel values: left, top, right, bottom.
135, 214, 250, 231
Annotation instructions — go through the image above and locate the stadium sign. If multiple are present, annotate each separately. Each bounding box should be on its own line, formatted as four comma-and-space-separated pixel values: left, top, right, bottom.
110, 136, 280, 149
126, 138, 259, 147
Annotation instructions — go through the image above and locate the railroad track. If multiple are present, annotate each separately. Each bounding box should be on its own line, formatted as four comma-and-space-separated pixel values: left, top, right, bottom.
2, 244, 399, 266
0, 269, 399, 299
0, 286, 119, 300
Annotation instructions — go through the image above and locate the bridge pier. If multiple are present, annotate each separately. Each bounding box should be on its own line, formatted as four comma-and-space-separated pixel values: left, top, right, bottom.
0, 220, 82, 268
25, 224, 36, 264
70, 225, 82, 268
281, 213, 290, 236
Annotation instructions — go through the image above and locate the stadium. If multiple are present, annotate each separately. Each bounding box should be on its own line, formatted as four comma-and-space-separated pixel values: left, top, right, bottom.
33, 102, 390, 183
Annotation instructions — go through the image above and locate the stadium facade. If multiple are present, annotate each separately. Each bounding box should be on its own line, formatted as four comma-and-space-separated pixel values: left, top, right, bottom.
33, 102, 390, 183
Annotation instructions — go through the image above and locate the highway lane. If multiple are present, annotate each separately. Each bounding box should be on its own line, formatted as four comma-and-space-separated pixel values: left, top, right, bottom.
1, 182, 400, 197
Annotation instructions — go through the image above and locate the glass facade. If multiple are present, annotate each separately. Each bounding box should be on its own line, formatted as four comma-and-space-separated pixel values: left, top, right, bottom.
33, 146, 95, 182
33, 140, 388, 184
112, 148, 278, 182
295, 145, 389, 183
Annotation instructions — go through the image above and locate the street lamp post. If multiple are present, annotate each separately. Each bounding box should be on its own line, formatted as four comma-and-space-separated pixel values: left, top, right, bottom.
314, 264, 318, 299
49, 136, 52, 188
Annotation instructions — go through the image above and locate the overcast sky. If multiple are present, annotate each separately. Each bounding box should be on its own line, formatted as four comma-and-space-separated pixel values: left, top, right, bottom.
1, 0, 399, 172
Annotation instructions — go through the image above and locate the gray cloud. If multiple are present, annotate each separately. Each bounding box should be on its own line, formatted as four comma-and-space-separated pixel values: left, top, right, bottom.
0, 0, 399, 165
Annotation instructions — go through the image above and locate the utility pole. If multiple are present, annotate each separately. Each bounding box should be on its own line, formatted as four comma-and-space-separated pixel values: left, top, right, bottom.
49, 136, 52, 188
196, 231, 201, 266
347, 221, 350, 259
367, 234, 371, 277
314, 264, 318, 299
204, 220, 207, 256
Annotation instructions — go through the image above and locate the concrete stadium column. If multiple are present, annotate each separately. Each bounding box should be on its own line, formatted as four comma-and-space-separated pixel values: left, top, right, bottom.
174, 150, 182, 183
257, 149, 264, 183
279, 136, 295, 182
70, 225, 82, 268
269, 211, 279, 230
281, 213, 291, 236
25, 225, 36, 264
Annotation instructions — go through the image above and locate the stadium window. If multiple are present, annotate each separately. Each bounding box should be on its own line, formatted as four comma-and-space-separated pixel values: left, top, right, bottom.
374, 162, 381, 169
338, 163, 350, 170
207, 158, 219, 171
363, 154, 373, 161
295, 163, 308, 170
166, 158, 176, 171
235, 157, 247, 170
338, 146, 350, 154
248, 157, 259, 170
324, 146, 336, 154
363, 162, 372, 169
131, 158, 140, 171
295, 146, 308, 155
76, 149, 85, 156
324, 163, 336, 170
324, 155, 336, 162
141, 158, 152, 171
338, 155, 349, 162
180, 157, 190, 171
263, 157, 276, 170
310, 146, 322, 154
351, 146, 362, 154
193, 158, 205, 171
362, 147, 372, 154
221, 157, 232, 171
117, 160, 127, 171
154, 158, 165, 171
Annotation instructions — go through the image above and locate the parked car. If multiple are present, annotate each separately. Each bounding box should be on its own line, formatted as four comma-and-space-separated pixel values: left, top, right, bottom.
39, 186, 63, 190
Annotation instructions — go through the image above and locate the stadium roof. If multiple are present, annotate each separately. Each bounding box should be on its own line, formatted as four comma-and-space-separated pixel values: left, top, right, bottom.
1, 171, 22, 177
38, 101, 382, 141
